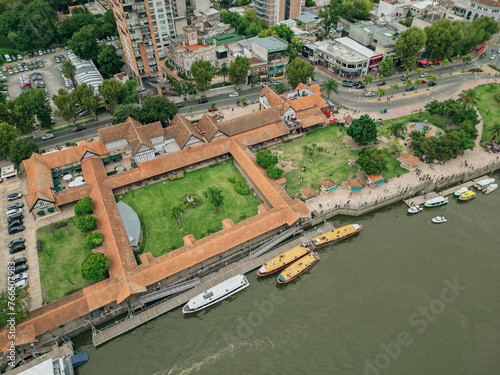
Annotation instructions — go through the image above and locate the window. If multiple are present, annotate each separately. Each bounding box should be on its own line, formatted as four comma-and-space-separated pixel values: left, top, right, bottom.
160, 20, 166, 24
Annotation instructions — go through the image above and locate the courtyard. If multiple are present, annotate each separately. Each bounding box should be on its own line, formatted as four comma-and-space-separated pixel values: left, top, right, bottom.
117, 161, 261, 257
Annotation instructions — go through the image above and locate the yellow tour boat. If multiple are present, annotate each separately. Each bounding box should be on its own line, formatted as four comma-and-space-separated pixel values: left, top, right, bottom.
311, 224, 362, 249
277, 252, 320, 284
257, 244, 311, 277
458, 190, 476, 201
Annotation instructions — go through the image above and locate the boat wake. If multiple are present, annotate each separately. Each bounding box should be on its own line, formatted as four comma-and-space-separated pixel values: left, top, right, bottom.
160, 337, 276, 375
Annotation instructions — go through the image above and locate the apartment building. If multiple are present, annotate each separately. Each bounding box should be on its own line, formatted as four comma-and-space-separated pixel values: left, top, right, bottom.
254, 0, 302, 26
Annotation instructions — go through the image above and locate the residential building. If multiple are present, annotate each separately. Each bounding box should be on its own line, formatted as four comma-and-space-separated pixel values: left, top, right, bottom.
348, 22, 405, 57
251, 36, 289, 79
295, 8, 320, 31
377, 0, 434, 17
441, 0, 468, 17
255, 0, 302, 26
465, 0, 500, 21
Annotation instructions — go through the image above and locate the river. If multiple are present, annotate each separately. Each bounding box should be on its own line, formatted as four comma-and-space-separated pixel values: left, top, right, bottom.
73, 171, 500, 375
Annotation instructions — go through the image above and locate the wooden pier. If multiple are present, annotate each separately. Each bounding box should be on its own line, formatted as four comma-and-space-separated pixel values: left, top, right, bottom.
92, 223, 335, 347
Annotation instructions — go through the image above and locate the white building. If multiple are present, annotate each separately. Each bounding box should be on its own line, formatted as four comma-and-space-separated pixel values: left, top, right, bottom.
465, 0, 500, 21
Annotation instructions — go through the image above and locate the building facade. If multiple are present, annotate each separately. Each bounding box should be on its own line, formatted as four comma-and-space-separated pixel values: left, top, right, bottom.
254, 0, 302, 26
465, 0, 500, 21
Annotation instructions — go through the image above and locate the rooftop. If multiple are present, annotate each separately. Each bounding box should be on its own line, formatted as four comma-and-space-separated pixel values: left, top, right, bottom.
253, 36, 288, 50
206, 32, 245, 46
335, 37, 379, 59
296, 9, 319, 24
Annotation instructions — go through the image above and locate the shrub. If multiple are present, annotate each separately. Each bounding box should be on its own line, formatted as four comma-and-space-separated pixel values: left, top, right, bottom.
267, 165, 284, 179
233, 178, 250, 195
78, 215, 98, 233
256, 149, 278, 168
84, 232, 104, 249
74, 197, 93, 216
227, 177, 236, 183
81, 253, 109, 281
106, 170, 117, 176
170, 173, 185, 181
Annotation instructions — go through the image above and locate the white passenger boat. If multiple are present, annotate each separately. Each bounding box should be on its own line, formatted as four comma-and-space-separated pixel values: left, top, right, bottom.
408, 205, 423, 214
424, 196, 448, 207
182, 274, 249, 314
454, 187, 469, 197
482, 183, 497, 195
474, 178, 495, 190
432, 216, 447, 224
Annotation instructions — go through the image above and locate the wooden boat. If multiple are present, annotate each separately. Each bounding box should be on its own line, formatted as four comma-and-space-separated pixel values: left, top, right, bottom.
482, 183, 497, 194
182, 274, 249, 314
408, 205, 422, 214
458, 190, 476, 201
257, 244, 310, 277
424, 196, 448, 207
432, 216, 447, 224
474, 178, 495, 190
277, 252, 320, 284
310, 224, 362, 249
454, 187, 469, 196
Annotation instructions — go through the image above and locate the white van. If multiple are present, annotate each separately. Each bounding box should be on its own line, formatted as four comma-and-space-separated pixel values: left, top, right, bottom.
4, 54, 11, 63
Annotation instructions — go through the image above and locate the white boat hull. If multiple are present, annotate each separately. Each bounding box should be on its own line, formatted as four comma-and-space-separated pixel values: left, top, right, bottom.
474, 178, 495, 190
432, 216, 447, 224
482, 183, 497, 195
454, 187, 469, 196
408, 205, 422, 214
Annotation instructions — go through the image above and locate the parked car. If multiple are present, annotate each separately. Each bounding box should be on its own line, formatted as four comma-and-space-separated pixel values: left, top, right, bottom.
137, 87, 145, 92
8, 219, 23, 229
7, 213, 23, 224
401, 75, 409, 81
342, 82, 353, 88
7, 192, 23, 201
13, 272, 28, 283
15, 279, 28, 289
11, 55, 17, 61
208, 107, 218, 112
365, 92, 376, 97
14, 264, 29, 274
377, 81, 386, 86
17, 54, 23, 60
8, 225, 25, 235
176, 103, 184, 108
355, 83, 365, 89
406, 86, 416, 92
6, 208, 23, 217
7, 202, 24, 210
420, 73, 429, 78
42, 133, 55, 140
428, 82, 437, 87
229, 92, 239, 98
198, 98, 208, 104
11, 257, 27, 267
8, 237, 25, 248
421, 80, 427, 84
28, 52, 33, 58
9, 243, 26, 254
490, 55, 496, 60
73, 125, 86, 132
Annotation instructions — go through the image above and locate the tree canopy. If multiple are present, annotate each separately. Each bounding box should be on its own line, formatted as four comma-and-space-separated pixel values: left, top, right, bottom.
53, 88, 79, 125
256, 149, 278, 168
0, 122, 18, 157
75, 197, 93, 216
356, 147, 387, 175
346, 114, 377, 145
69, 24, 101, 61
81, 253, 109, 281
10, 138, 38, 167
286, 58, 315, 90
97, 45, 123, 78
395, 27, 426, 71
228, 55, 250, 87
78, 215, 98, 233
190, 60, 214, 93
141, 96, 178, 125
267, 165, 284, 179
424, 20, 464, 61
84, 232, 104, 250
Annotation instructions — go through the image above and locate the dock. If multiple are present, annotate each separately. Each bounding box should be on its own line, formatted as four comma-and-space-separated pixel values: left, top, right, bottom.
92, 223, 336, 347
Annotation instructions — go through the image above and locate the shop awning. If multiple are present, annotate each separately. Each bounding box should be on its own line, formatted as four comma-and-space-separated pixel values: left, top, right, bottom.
131, 162, 138, 169
63, 167, 73, 174
53, 178, 60, 185
111, 154, 121, 160
54, 186, 62, 192
73, 165, 82, 171
52, 171, 61, 178
102, 157, 110, 164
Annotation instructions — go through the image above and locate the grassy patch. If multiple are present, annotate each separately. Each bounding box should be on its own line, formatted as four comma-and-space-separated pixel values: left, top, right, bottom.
379, 149, 409, 179
268, 126, 360, 197
117, 162, 260, 256
37, 219, 94, 303
377, 111, 449, 137
474, 83, 500, 142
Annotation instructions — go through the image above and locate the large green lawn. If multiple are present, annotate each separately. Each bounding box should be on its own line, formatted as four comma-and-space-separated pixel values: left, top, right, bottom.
37, 219, 94, 303
117, 162, 261, 256
474, 83, 500, 143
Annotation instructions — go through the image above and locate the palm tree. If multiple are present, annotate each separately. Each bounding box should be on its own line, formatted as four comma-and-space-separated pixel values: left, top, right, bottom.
489, 121, 500, 141
378, 74, 384, 83
170, 202, 185, 228
427, 74, 437, 88
390, 83, 399, 97
458, 88, 478, 108
415, 79, 423, 92
377, 87, 386, 100
405, 78, 412, 89
210, 102, 217, 112
451, 54, 461, 74
461, 54, 472, 72
441, 59, 448, 77
320, 78, 339, 100
204, 186, 224, 213
219, 65, 228, 82
416, 68, 424, 77
62, 60, 76, 82
429, 65, 435, 73
188, 106, 195, 117
363, 75, 373, 88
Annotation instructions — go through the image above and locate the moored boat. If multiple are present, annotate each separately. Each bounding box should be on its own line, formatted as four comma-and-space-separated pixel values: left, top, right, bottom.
408, 205, 422, 214
424, 196, 448, 207
454, 187, 469, 196
257, 244, 310, 277
310, 224, 362, 249
482, 183, 498, 195
432, 216, 447, 224
182, 274, 249, 314
474, 178, 495, 190
277, 252, 320, 284
458, 190, 476, 201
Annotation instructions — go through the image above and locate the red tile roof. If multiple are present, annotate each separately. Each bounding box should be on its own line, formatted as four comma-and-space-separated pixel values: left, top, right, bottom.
300, 186, 316, 198
400, 153, 420, 166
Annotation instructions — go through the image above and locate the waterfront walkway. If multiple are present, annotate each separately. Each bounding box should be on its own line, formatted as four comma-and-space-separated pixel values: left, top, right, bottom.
92, 223, 334, 346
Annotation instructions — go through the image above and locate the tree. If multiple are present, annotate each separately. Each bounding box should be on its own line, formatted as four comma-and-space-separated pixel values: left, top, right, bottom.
387, 139, 405, 155
424, 20, 464, 61
405, 78, 412, 88
243, 7, 257, 21
3, 101, 35, 134
188, 106, 195, 117
204, 186, 224, 213
74, 83, 100, 121
170, 202, 185, 228
267, 165, 284, 179
219, 65, 229, 82
75, 197, 93, 216
0, 288, 30, 326
415, 79, 423, 92
390, 83, 399, 97
377, 87, 385, 100
416, 68, 423, 77
99, 79, 122, 113
256, 149, 278, 168
362, 75, 373, 89
276, 83, 287, 94
458, 88, 477, 108
53, 88, 78, 125
455, 129, 475, 151
389, 121, 406, 137
228, 55, 250, 88
346, 114, 377, 145
438, 132, 461, 160
112, 104, 142, 124
427, 74, 437, 87
286, 58, 315, 90
61, 60, 76, 81
191, 60, 214, 94
320, 78, 339, 99
461, 54, 472, 72
78, 215, 98, 233
379, 57, 394, 76
320, 0, 342, 34
121, 78, 138, 104
10, 138, 39, 167
357, 147, 387, 175
81, 253, 109, 281
84, 232, 104, 250
0, 122, 18, 157
395, 27, 426, 71
69, 24, 101, 61
141, 96, 178, 125
489, 122, 500, 141
441, 58, 448, 76
16, 89, 53, 128
97, 45, 123, 77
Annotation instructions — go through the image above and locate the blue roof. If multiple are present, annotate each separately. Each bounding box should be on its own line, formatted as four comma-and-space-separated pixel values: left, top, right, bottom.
117, 201, 141, 247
